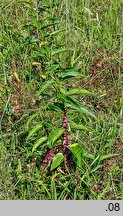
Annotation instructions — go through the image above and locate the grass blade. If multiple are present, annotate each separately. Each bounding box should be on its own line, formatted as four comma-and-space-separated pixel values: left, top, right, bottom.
51, 173, 58, 200
100, 153, 120, 161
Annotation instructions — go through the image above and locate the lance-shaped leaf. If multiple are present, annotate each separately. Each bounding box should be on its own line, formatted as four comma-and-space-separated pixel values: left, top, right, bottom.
27, 124, 43, 140
69, 144, 94, 161
17, 0, 34, 5
26, 112, 40, 129
46, 104, 61, 112
51, 102, 65, 111
48, 29, 65, 37
32, 136, 47, 153
59, 72, 80, 80
50, 153, 64, 171
61, 66, 78, 72
51, 48, 74, 56
66, 88, 93, 96
48, 128, 65, 147
70, 121, 92, 131
69, 143, 83, 167
30, 52, 46, 59
65, 96, 96, 119
41, 23, 58, 30
36, 80, 54, 97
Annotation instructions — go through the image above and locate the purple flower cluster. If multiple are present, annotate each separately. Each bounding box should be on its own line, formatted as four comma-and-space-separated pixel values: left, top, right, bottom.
42, 148, 54, 166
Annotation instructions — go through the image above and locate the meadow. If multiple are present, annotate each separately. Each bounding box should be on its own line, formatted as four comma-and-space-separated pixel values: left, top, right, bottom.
0, 0, 123, 200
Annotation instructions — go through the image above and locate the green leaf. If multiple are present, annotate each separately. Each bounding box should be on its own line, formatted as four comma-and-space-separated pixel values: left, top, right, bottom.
17, 159, 22, 174
51, 48, 74, 56
66, 88, 93, 96
41, 23, 58, 30
38, 7, 49, 13
17, 0, 33, 5
59, 87, 66, 95
50, 153, 64, 171
43, 120, 54, 129
48, 128, 65, 147
30, 46, 51, 59
79, 106, 96, 119
61, 66, 78, 72
36, 80, 54, 97
70, 121, 92, 131
48, 29, 65, 37
26, 112, 40, 129
30, 52, 46, 58
69, 143, 83, 167
32, 136, 47, 153
100, 153, 120, 161
59, 72, 80, 80
28, 39, 40, 45
46, 102, 65, 112
27, 124, 43, 140
46, 104, 61, 112
83, 152, 94, 160
52, 102, 65, 111
65, 96, 81, 109
65, 96, 96, 119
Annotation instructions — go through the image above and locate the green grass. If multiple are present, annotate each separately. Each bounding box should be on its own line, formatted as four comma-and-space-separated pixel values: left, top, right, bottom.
0, 0, 123, 200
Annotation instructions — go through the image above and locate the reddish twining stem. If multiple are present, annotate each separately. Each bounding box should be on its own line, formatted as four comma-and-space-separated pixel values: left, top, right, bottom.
63, 111, 71, 151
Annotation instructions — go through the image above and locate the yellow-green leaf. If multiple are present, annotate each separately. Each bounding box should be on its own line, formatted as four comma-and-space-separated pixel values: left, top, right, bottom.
36, 80, 54, 97
27, 124, 43, 140
65, 96, 96, 119
70, 121, 91, 131
50, 153, 64, 171
32, 136, 47, 153
69, 143, 83, 167
59, 72, 80, 80
51, 48, 74, 56
48, 128, 65, 147
66, 89, 93, 96
26, 112, 39, 129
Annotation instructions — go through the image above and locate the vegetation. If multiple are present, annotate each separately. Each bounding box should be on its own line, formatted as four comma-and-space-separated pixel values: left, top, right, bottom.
0, 0, 123, 200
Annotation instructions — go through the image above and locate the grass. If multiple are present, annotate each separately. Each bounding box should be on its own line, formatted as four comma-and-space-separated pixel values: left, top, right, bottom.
0, 0, 123, 200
